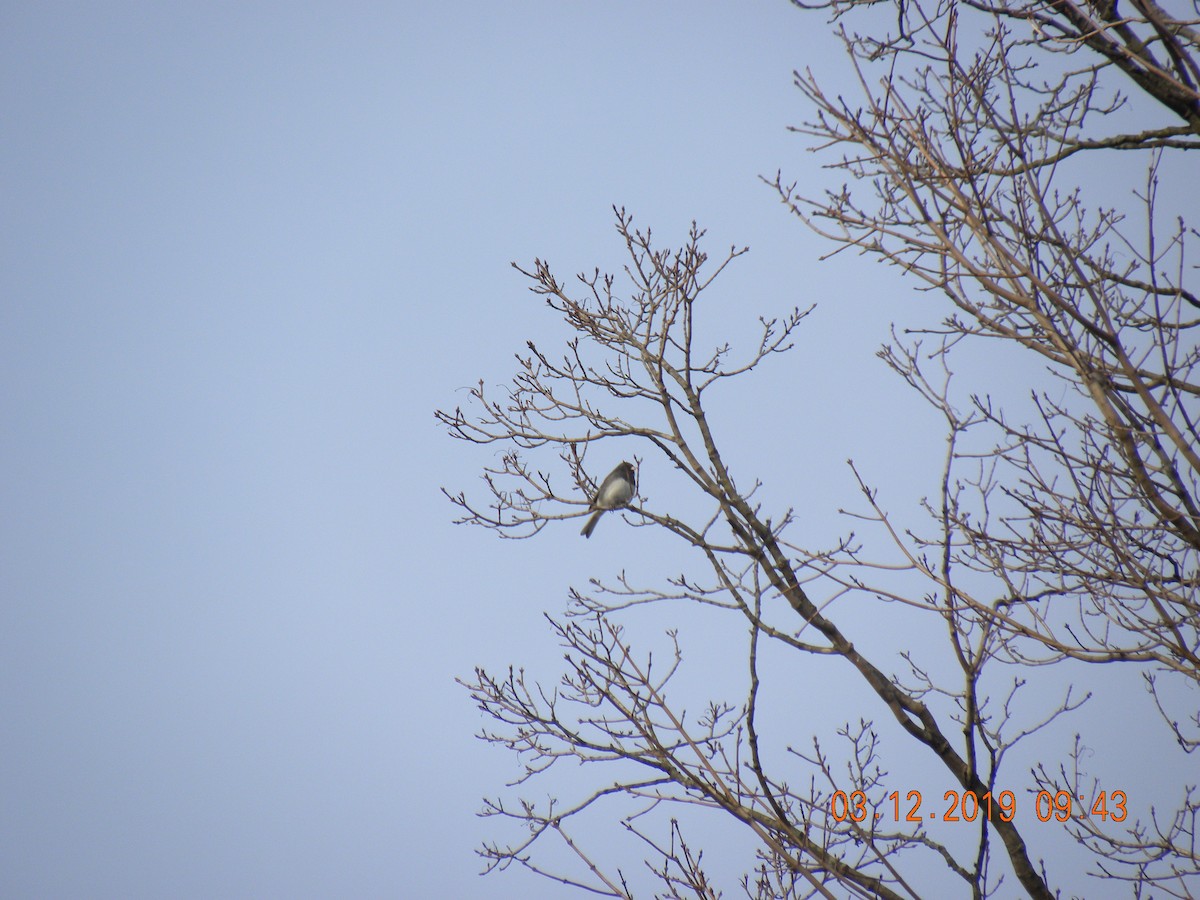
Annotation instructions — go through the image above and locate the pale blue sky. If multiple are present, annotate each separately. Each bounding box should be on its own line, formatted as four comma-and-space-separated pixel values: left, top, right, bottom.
3, 3, 1190, 899
0, 5, 851, 897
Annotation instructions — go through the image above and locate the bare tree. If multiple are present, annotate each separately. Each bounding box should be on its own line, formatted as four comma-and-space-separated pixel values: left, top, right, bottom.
438, 1, 1198, 897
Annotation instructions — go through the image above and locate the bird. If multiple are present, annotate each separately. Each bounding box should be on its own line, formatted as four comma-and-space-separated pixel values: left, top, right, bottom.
580, 461, 636, 538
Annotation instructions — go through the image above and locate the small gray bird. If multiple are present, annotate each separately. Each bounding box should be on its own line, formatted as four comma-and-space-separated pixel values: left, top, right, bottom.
580, 461, 636, 538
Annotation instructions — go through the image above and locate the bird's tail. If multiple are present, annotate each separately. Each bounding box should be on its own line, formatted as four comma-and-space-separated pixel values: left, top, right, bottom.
580, 510, 603, 538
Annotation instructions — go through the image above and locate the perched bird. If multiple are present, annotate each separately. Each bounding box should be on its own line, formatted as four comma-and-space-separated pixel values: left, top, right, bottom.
580, 461, 636, 538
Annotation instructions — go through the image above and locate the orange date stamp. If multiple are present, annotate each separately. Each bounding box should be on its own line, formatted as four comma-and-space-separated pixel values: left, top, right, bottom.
830, 789, 1128, 824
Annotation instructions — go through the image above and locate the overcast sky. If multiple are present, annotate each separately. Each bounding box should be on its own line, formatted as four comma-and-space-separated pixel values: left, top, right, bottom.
3, 3, 1191, 899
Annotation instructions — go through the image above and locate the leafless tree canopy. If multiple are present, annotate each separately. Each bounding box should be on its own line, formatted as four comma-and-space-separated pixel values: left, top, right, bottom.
438, 1, 1199, 897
